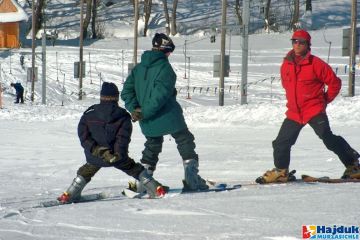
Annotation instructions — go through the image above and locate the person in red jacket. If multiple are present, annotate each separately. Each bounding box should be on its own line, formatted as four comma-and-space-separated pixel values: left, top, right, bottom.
257, 30, 360, 183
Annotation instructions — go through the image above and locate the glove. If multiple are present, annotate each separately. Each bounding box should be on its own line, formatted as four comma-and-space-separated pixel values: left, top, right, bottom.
131, 108, 143, 122
102, 151, 120, 163
91, 146, 120, 163
91, 146, 108, 157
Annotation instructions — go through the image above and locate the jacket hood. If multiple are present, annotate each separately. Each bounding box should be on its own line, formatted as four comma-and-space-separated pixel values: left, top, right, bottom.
140, 50, 168, 68
92, 102, 124, 122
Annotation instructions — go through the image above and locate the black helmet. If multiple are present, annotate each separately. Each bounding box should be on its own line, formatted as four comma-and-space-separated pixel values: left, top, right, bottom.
152, 33, 175, 53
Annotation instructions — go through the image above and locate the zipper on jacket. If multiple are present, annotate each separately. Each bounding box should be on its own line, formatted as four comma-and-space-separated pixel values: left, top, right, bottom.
294, 64, 303, 123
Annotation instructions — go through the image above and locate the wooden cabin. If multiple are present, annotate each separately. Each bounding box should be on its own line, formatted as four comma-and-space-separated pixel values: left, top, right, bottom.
0, 0, 28, 48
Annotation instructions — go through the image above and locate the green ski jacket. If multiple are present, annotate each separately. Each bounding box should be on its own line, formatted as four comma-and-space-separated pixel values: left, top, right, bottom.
121, 50, 187, 137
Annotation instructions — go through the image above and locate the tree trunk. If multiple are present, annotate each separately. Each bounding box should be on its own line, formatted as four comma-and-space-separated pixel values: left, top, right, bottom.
170, 0, 178, 36
82, 0, 92, 39
264, 0, 271, 31
162, 0, 170, 35
234, 0, 243, 26
291, 0, 300, 31
306, 0, 312, 11
91, 0, 97, 39
34, 0, 45, 36
143, 0, 152, 36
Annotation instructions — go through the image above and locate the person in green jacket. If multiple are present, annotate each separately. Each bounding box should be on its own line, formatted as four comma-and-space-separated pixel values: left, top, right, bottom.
121, 33, 209, 192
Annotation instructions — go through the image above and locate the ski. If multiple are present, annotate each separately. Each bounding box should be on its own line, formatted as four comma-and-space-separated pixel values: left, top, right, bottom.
238, 173, 360, 186
179, 184, 242, 194
301, 175, 360, 183
37, 192, 126, 208
121, 183, 242, 199
121, 188, 146, 199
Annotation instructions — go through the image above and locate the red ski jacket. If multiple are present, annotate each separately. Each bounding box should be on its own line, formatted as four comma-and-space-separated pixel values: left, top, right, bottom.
280, 50, 341, 124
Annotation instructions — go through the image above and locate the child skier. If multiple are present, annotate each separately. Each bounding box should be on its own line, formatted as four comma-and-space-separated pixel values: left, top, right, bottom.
121, 33, 209, 192
57, 82, 165, 203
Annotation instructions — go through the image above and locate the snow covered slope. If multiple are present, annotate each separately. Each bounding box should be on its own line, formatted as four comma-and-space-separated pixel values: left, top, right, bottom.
0, 1, 359, 239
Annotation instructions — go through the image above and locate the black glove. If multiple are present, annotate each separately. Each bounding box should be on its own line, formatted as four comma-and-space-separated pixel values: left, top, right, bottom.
91, 146, 120, 163
131, 109, 143, 122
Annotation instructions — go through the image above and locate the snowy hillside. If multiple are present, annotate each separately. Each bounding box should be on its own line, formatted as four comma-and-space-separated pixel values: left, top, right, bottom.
16, 0, 359, 40
1, 0, 360, 240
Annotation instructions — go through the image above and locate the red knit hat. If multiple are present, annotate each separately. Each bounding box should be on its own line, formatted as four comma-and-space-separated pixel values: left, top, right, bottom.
291, 30, 311, 44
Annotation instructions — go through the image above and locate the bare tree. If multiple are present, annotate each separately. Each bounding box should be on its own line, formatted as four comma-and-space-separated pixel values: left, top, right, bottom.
129, 0, 141, 20
170, 0, 178, 36
291, 0, 300, 31
162, 0, 170, 35
306, 0, 312, 11
234, 0, 243, 26
82, 0, 92, 38
264, 0, 271, 31
34, 0, 45, 36
91, 0, 98, 39
143, 0, 152, 36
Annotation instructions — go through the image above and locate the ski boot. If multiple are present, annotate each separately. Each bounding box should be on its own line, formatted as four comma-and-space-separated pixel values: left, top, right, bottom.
129, 164, 169, 194
182, 159, 209, 192
138, 170, 166, 198
256, 168, 296, 184
342, 165, 360, 179
57, 175, 87, 204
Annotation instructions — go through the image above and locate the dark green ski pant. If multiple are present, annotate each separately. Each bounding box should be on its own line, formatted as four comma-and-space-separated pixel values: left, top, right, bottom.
141, 128, 198, 168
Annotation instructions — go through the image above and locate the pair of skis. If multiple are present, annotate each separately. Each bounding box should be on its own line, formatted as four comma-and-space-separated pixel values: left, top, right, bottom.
255, 169, 360, 185
38, 174, 360, 207
121, 181, 242, 199
38, 182, 242, 207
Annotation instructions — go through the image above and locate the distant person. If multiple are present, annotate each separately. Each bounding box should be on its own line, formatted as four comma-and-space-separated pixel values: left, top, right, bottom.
19, 55, 25, 69
57, 82, 165, 203
10, 82, 24, 104
257, 29, 360, 183
121, 33, 209, 192
51, 29, 58, 47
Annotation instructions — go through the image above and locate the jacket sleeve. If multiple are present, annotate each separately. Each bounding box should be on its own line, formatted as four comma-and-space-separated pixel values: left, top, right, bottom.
280, 61, 287, 89
315, 58, 341, 104
141, 66, 176, 119
78, 114, 96, 152
113, 114, 133, 160
121, 70, 139, 113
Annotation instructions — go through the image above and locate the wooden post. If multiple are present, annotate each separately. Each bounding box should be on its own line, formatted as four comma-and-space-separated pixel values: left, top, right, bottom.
349, 0, 357, 96
79, 0, 84, 100
219, 0, 226, 106
241, 0, 250, 105
133, 0, 139, 65
31, 0, 35, 102
42, 32, 46, 104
